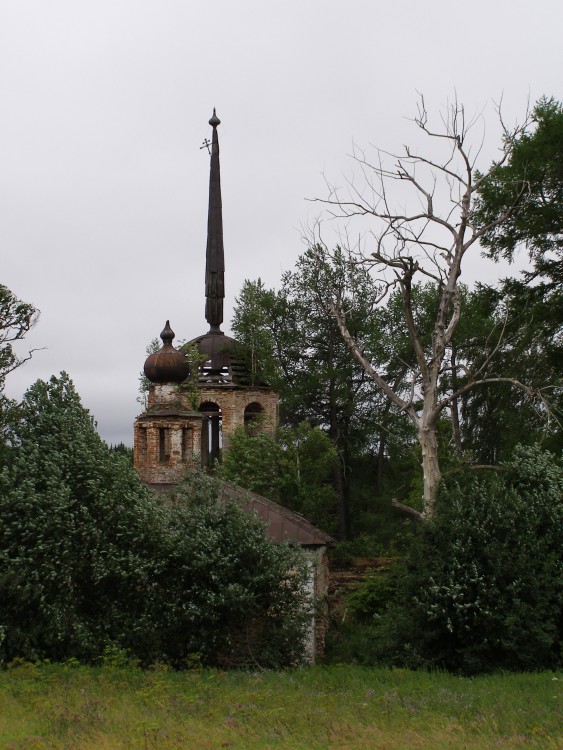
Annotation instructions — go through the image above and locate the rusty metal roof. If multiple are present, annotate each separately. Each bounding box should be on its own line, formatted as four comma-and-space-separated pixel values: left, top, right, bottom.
145, 479, 333, 547
217, 482, 333, 547
137, 403, 204, 421
184, 331, 271, 388
144, 321, 191, 384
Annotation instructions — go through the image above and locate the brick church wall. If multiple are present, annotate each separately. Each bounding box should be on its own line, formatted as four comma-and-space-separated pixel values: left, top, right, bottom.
197, 387, 279, 449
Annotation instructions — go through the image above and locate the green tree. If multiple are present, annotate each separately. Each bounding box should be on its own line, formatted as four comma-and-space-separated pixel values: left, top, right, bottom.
232, 247, 386, 538
0, 373, 164, 662
219, 423, 338, 534
375, 445, 562, 674
457, 281, 562, 462
474, 96, 563, 286
0, 374, 311, 667
156, 468, 311, 667
472, 97, 563, 454
231, 279, 282, 387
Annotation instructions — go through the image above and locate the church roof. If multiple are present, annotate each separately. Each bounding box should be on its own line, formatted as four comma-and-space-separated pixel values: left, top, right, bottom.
146, 479, 333, 548
219, 482, 334, 547
144, 321, 191, 384
184, 330, 271, 387
204, 108, 225, 334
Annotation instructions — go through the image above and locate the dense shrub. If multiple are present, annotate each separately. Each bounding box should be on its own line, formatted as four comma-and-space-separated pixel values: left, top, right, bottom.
0, 374, 310, 667
150, 468, 311, 667
374, 445, 562, 674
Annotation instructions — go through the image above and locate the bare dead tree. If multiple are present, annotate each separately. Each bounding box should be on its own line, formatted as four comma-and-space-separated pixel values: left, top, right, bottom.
312, 96, 554, 520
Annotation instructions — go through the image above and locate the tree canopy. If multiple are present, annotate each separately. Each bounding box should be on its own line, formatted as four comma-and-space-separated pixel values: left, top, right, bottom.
310, 96, 561, 519
375, 446, 563, 674
474, 96, 563, 287
0, 373, 310, 667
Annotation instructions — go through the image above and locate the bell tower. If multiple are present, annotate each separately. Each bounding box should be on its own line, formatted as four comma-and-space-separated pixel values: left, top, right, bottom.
134, 111, 279, 483
185, 111, 279, 467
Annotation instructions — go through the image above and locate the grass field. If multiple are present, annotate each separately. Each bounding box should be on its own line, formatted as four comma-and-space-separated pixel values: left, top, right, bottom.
0, 661, 560, 749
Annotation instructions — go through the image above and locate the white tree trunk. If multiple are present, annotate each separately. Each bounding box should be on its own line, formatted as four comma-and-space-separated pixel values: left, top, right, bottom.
419, 421, 440, 519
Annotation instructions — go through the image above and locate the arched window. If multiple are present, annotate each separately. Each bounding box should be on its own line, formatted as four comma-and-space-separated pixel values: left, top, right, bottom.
244, 402, 264, 435
199, 401, 222, 468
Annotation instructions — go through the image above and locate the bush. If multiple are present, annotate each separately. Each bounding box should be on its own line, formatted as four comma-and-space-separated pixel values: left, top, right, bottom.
150, 469, 311, 668
374, 445, 562, 674
0, 374, 311, 667
324, 565, 399, 665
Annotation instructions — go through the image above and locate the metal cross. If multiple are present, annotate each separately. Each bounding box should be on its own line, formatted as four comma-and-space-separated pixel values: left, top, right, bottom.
200, 138, 211, 154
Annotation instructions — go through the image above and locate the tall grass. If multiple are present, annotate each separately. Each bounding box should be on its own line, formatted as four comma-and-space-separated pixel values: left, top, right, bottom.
0, 661, 560, 749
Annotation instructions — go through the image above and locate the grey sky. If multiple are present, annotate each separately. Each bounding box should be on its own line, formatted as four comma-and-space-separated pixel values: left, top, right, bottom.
2, 0, 562, 446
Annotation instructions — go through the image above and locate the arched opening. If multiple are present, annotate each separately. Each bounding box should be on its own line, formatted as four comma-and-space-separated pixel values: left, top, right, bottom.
244, 402, 264, 435
199, 401, 222, 468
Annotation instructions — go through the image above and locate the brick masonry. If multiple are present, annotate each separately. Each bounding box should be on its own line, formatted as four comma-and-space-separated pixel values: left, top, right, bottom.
134, 382, 279, 479
133, 379, 330, 662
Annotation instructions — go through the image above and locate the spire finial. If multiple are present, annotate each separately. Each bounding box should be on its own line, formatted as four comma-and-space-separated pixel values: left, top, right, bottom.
204, 109, 224, 332
160, 320, 175, 346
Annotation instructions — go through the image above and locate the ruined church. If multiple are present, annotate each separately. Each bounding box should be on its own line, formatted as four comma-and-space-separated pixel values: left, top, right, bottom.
132, 111, 331, 660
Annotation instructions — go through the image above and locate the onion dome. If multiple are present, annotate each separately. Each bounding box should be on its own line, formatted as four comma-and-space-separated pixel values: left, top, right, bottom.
143, 321, 190, 384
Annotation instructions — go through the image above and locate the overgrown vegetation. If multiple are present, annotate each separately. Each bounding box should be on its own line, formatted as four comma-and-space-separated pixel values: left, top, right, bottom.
0, 283, 39, 466
0, 374, 310, 668
233, 96, 562, 531
0, 96, 561, 677
219, 423, 338, 534
327, 446, 562, 674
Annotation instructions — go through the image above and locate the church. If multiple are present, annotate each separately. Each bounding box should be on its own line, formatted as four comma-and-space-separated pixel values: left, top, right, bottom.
132, 111, 332, 661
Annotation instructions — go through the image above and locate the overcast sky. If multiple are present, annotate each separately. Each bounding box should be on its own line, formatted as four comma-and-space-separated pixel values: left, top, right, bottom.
2, 0, 561, 446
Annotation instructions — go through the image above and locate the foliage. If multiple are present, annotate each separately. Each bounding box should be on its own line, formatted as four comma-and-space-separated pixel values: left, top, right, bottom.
0, 372, 166, 663
232, 258, 561, 536
0, 284, 38, 393
231, 278, 281, 387
232, 247, 390, 538
457, 280, 562, 462
108, 442, 133, 461
136, 337, 160, 408
219, 423, 338, 534
469, 97, 563, 459
474, 96, 563, 286
0, 374, 311, 667
179, 342, 206, 408
156, 469, 311, 667
373, 445, 562, 674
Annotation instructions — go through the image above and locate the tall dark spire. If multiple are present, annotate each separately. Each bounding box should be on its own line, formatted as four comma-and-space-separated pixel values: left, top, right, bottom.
205, 108, 224, 333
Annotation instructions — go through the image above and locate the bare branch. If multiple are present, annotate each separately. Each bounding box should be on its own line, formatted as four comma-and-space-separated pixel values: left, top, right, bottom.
330, 301, 415, 418
444, 464, 510, 475
438, 377, 543, 412
391, 498, 424, 521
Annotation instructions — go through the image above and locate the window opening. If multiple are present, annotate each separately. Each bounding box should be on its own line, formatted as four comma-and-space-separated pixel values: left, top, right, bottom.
199, 402, 222, 468
158, 427, 170, 463
244, 402, 264, 435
